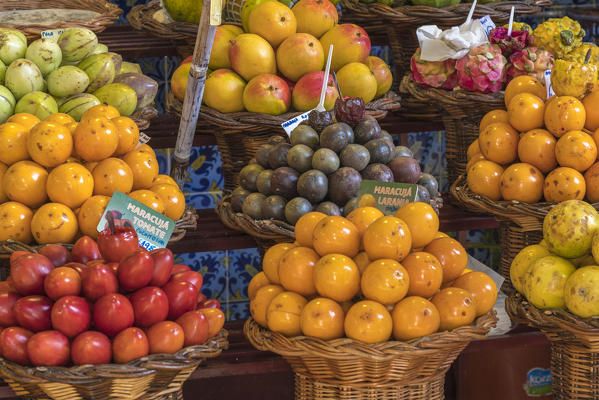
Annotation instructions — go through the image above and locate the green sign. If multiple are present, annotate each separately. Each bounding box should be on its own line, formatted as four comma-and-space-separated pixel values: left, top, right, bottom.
357, 180, 418, 215
96, 191, 175, 251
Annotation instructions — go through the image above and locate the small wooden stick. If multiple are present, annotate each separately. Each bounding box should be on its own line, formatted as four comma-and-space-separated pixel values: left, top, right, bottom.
170, 0, 217, 189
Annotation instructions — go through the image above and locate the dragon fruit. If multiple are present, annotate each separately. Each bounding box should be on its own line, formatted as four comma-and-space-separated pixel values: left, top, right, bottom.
506, 47, 554, 82
489, 27, 533, 57
410, 48, 457, 90
456, 44, 507, 93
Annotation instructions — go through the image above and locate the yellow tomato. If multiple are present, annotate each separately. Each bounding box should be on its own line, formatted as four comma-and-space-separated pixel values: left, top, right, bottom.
7, 113, 40, 131
27, 121, 73, 168
361, 259, 410, 305
0, 201, 33, 242
122, 148, 159, 190
362, 216, 412, 261
31, 203, 78, 244
47, 163, 94, 209
313, 253, 360, 302
0, 122, 30, 165
92, 158, 134, 196
300, 297, 345, 340
44, 113, 75, 125
312, 216, 360, 257
73, 117, 119, 162
81, 104, 120, 121
394, 202, 439, 248
153, 174, 177, 186
344, 300, 392, 343
77, 195, 110, 239
150, 183, 185, 220
294, 211, 326, 248
0, 162, 7, 203
111, 116, 140, 156
128, 190, 165, 213
2, 160, 48, 208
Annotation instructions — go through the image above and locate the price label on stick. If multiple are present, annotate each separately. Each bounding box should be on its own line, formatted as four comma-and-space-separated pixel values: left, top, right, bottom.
210, 0, 222, 26
544, 70, 555, 98
357, 180, 418, 216
40, 29, 64, 41
479, 15, 496, 35
96, 191, 175, 251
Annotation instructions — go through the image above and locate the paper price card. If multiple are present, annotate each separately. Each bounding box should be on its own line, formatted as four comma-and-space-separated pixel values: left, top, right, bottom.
41, 29, 64, 41
357, 180, 418, 215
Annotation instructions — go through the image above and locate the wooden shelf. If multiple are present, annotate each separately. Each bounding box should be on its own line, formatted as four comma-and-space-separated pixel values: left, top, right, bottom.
98, 25, 183, 59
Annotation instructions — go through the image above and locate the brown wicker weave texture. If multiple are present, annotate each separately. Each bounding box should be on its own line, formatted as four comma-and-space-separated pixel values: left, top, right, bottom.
127, 0, 196, 41
0, 0, 122, 39
131, 105, 159, 132
244, 312, 497, 386
506, 293, 599, 400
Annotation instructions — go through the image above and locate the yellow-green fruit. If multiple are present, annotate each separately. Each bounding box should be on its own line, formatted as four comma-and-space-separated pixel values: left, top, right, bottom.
568, 252, 596, 268
203, 69, 246, 113
93, 83, 137, 116
502, 22, 532, 34
241, 0, 272, 32
533, 16, 585, 59
565, 43, 599, 64
162, 0, 225, 24
209, 26, 239, 70
523, 255, 575, 309
551, 59, 597, 98
564, 266, 599, 317
510, 244, 551, 294
336, 62, 377, 104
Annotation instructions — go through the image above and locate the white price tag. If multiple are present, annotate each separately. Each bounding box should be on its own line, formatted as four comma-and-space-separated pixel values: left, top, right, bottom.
479, 15, 496, 35
138, 132, 151, 145
544, 69, 555, 98
281, 112, 310, 136
40, 29, 64, 41
210, 0, 222, 26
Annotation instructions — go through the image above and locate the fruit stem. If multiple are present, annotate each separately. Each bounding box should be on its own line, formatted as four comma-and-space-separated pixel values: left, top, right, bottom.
585, 48, 592, 64
106, 211, 116, 235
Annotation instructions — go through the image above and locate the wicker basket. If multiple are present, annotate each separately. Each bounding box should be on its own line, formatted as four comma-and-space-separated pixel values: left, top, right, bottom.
0, 329, 228, 400
506, 292, 599, 400
245, 311, 496, 398
0, 0, 122, 40
131, 105, 159, 132
127, 0, 196, 42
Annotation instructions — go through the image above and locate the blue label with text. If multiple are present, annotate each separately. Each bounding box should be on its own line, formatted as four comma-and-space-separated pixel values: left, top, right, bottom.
523, 368, 552, 396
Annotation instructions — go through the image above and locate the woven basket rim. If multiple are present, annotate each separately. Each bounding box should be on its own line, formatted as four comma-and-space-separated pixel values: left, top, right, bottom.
0, 0, 122, 39
341, 0, 550, 27
245, 311, 497, 362
131, 105, 159, 132
127, 0, 196, 41
166, 90, 401, 132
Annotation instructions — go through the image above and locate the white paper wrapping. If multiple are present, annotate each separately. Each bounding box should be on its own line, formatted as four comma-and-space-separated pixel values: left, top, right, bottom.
417, 20, 490, 62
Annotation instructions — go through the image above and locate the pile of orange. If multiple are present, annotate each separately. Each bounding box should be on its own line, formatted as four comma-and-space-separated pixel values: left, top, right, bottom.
0, 107, 185, 245
248, 202, 498, 343
467, 75, 599, 204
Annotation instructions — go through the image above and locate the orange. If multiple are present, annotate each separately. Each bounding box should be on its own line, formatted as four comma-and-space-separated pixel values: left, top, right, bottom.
478, 122, 519, 165
499, 163, 544, 203
479, 110, 509, 134
44, 113, 75, 126
0, 201, 33, 243
266, 291, 307, 336
467, 139, 480, 160
248, 272, 270, 301
197, 308, 225, 338
347, 207, 384, 238
312, 216, 360, 257
358, 193, 376, 207
555, 130, 597, 172
0, 162, 7, 203
585, 162, 599, 202
344, 300, 392, 343
362, 216, 412, 261
466, 153, 486, 172
250, 284, 284, 327
517, 129, 557, 173
150, 183, 185, 220
583, 90, 599, 130
402, 251, 443, 298
431, 288, 476, 331
7, 113, 40, 131
361, 259, 409, 305
278, 246, 319, 296
111, 116, 140, 156
128, 190, 165, 213
122, 147, 159, 190
81, 104, 120, 121
2, 160, 48, 208
424, 237, 468, 283
92, 157, 134, 196
466, 160, 504, 201
31, 203, 78, 244
507, 93, 545, 132
545, 167, 586, 202
352, 251, 371, 274
453, 271, 498, 316
262, 242, 296, 284
77, 195, 110, 239
47, 162, 94, 209
0, 122, 29, 165
300, 297, 345, 340
394, 202, 439, 248
391, 296, 440, 341
26, 121, 73, 168
544, 96, 586, 138
313, 253, 360, 302
504, 75, 546, 107
294, 211, 326, 247
433, 231, 449, 240
153, 174, 178, 187
73, 117, 119, 162
65, 122, 78, 135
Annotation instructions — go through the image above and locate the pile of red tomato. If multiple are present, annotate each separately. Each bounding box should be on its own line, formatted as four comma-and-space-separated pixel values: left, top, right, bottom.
0, 226, 223, 367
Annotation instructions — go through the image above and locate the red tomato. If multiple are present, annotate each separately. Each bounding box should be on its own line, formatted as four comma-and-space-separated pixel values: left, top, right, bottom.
71, 236, 102, 264
118, 250, 154, 292
107, 262, 119, 274
130, 286, 169, 327
51, 296, 91, 338
0, 293, 20, 326
63, 262, 89, 278
196, 293, 207, 307
198, 308, 225, 339
0, 281, 17, 295
176, 311, 209, 346
27, 330, 70, 366
197, 299, 221, 310
38, 244, 71, 267
147, 321, 184, 354
149, 248, 174, 286
9, 251, 30, 265
97, 227, 139, 263
162, 281, 197, 320
11, 254, 55, 295
82, 264, 118, 301
112, 327, 149, 364
44, 266, 81, 300
182, 55, 192, 64
93, 293, 134, 337
86, 259, 106, 266
170, 271, 203, 293
172, 264, 191, 274
0, 327, 33, 365
71, 331, 112, 365
14, 296, 52, 332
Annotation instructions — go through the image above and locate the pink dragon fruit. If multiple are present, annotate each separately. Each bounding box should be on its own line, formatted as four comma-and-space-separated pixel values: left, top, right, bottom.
411, 48, 458, 90
506, 47, 554, 82
489, 27, 533, 57
456, 44, 507, 93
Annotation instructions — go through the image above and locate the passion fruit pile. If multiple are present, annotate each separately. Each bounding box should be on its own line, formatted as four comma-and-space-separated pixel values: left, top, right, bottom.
467, 75, 599, 204
231, 99, 441, 224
